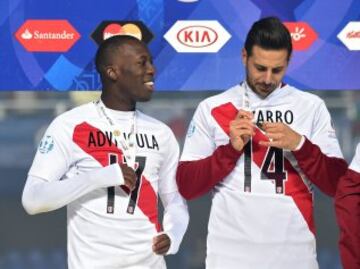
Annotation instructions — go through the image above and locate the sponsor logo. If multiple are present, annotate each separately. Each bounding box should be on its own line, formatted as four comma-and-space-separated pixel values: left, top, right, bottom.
347, 31, 360, 38
15, 20, 80, 52
103, 23, 142, 40
337, 21, 360, 51
21, 29, 33, 39
164, 20, 231, 53
177, 25, 218, 48
38, 135, 54, 154
283, 22, 318, 51
91, 21, 153, 45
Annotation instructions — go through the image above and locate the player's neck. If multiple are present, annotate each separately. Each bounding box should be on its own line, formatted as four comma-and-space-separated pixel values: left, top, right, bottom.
101, 93, 136, 112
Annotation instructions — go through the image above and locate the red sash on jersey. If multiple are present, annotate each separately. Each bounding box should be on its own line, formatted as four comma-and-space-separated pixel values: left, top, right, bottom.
73, 122, 161, 232
211, 102, 315, 234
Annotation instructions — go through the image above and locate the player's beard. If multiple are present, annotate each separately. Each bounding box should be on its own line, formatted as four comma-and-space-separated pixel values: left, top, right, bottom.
246, 76, 277, 99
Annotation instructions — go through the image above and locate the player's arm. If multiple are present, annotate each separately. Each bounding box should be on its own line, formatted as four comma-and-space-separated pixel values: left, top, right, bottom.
291, 137, 347, 196
153, 191, 189, 255
22, 164, 130, 215
22, 119, 136, 215
176, 107, 254, 200
153, 130, 189, 255
335, 144, 360, 269
290, 101, 347, 196
259, 101, 347, 197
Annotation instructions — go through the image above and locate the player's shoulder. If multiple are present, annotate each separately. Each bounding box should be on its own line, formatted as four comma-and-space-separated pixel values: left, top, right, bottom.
45, 103, 98, 135
51, 102, 97, 126
137, 111, 175, 137
284, 84, 325, 106
197, 84, 240, 111
349, 143, 360, 173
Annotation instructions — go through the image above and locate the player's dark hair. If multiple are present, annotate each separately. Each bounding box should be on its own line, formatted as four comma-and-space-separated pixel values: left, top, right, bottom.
244, 17, 292, 60
95, 35, 143, 74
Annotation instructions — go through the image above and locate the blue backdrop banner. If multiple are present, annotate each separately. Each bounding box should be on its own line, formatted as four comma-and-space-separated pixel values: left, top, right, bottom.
0, 0, 359, 91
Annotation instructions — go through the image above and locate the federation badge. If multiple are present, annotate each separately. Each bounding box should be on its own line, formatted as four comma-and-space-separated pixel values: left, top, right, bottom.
186, 120, 196, 137
38, 135, 54, 154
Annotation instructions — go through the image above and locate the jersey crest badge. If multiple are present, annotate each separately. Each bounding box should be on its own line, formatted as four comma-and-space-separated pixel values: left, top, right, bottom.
186, 121, 196, 137
38, 135, 54, 154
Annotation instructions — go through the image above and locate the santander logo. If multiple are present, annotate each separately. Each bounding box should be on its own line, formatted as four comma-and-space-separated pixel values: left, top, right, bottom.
15, 20, 80, 52
164, 20, 231, 53
21, 29, 33, 39
177, 25, 218, 48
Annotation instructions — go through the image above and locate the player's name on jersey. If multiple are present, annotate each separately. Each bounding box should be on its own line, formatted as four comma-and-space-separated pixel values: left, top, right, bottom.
253, 110, 294, 124
87, 130, 159, 150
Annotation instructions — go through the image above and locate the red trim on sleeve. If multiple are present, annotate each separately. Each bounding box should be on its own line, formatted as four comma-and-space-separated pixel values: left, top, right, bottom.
292, 137, 347, 197
176, 143, 242, 200
335, 169, 360, 269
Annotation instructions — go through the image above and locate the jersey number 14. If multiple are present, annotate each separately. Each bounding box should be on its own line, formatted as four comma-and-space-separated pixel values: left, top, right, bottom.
244, 139, 287, 194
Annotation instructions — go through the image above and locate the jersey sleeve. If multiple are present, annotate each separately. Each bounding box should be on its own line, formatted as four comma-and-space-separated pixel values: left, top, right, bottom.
310, 100, 343, 158
24, 115, 125, 215
158, 127, 181, 194
177, 101, 242, 200
335, 143, 360, 269
292, 100, 347, 196
23, 164, 124, 215
159, 191, 189, 255
28, 117, 73, 182
157, 127, 189, 255
180, 101, 216, 161
349, 144, 360, 173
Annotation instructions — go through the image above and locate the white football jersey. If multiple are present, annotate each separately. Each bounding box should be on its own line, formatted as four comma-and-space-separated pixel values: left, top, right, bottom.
181, 83, 343, 269
349, 144, 360, 173
29, 102, 180, 269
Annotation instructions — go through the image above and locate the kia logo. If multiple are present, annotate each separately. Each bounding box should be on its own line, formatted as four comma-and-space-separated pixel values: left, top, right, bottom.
165, 20, 230, 53
176, 26, 218, 48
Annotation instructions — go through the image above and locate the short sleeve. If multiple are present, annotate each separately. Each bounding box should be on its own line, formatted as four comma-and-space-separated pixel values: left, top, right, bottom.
310, 100, 343, 158
349, 143, 360, 173
158, 128, 180, 195
28, 117, 73, 182
180, 101, 216, 161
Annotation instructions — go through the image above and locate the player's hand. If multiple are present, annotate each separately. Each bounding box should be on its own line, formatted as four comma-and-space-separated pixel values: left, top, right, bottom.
119, 164, 136, 191
152, 233, 171, 255
259, 122, 302, 151
229, 109, 255, 152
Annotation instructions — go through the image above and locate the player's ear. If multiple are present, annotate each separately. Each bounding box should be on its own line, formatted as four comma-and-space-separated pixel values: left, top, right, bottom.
105, 66, 118, 81
241, 48, 247, 66
287, 52, 292, 64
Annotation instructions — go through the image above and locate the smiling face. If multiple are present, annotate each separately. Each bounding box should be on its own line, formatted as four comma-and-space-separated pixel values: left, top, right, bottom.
99, 38, 156, 110
110, 41, 155, 103
242, 45, 289, 98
